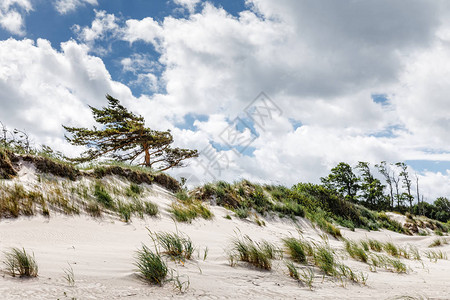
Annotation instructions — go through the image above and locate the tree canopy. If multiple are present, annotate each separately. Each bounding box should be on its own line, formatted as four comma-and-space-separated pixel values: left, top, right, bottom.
63, 95, 198, 171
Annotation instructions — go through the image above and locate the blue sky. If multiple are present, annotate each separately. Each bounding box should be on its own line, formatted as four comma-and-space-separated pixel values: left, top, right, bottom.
1, 0, 450, 200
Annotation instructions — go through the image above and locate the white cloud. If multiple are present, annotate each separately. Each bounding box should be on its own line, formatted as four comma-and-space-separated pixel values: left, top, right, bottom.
0, 0, 32, 35
173, 0, 201, 14
110, 1, 450, 199
122, 17, 162, 45
2, 1, 450, 201
0, 38, 136, 154
54, 0, 98, 15
73, 9, 119, 54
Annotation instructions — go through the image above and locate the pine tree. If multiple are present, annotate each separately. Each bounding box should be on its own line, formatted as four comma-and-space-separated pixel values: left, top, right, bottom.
63, 95, 198, 171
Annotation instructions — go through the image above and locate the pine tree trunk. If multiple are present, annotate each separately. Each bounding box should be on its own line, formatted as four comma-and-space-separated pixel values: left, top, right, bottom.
143, 143, 150, 167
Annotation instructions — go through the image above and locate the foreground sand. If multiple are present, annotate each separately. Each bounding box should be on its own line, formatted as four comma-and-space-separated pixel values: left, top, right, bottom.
0, 187, 449, 300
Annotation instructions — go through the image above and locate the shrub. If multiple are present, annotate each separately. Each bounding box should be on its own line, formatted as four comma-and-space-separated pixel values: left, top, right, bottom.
3, 247, 38, 277
234, 207, 249, 219
135, 245, 168, 285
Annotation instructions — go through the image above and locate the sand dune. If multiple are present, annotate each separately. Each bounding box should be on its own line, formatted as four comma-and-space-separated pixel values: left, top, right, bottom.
1, 190, 449, 300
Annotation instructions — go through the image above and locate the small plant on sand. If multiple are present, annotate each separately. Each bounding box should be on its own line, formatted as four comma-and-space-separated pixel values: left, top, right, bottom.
63, 263, 75, 286
126, 183, 143, 197
170, 270, 190, 293
383, 242, 399, 257
367, 239, 383, 252
234, 207, 249, 219
150, 230, 195, 261
313, 245, 335, 276
286, 261, 315, 289
93, 182, 114, 208
117, 201, 132, 222
144, 201, 159, 216
344, 240, 368, 263
135, 245, 168, 285
428, 238, 448, 248
3, 247, 38, 277
283, 237, 308, 263
370, 254, 407, 273
229, 234, 279, 270
286, 260, 299, 279
424, 250, 447, 262
169, 201, 213, 223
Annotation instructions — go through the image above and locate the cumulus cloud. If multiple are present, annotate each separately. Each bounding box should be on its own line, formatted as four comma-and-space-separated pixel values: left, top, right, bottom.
54, 0, 98, 15
0, 0, 32, 35
0, 38, 135, 154
2, 1, 450, 200
173, 0, 201, 14
104, 1, 450, 196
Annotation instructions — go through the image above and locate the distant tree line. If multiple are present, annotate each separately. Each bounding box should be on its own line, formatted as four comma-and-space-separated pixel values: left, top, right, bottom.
321, 161, 450, 223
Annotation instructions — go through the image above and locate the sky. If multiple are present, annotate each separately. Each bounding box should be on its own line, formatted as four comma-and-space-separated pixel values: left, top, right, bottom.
1, 0, 450, 202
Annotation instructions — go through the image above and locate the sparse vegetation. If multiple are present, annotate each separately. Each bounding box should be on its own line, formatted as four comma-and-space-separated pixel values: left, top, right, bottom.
3, 247, 38, 277
424, 250, 447, 262
428, 238, 448, 248
169, 201, 213, 223
150, 230, 195, 261
63, 263, 75, 286
135, 245, 168, 285
229, 234, 280, 270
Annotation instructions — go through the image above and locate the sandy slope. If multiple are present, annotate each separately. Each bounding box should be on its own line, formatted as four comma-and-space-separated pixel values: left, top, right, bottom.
1, 192, 449, 300
0, 165, 449, 299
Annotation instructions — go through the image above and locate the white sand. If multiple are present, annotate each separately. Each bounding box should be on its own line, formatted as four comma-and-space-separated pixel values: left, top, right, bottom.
0, 167, 449, 299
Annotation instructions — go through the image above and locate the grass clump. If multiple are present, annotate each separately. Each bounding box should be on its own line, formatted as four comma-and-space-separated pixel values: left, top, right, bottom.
63, 263, 75, 286
126, 183, 143, 197
144, 201, 159, 216
344, 240, 368, 263
313, 245, 335, 275
286, 261, 315, 289
3, 247, 38, 277
428, 237, 448, 248
383, 241, 399, 257
308, 210, 342, 239
367, 239, 383, 252
135, 245, 168, 285
282, 237, 311, 263
93, 182, 114, 208
150, 230, 195, 261
169, 201, 213, 223
117, 201, 132, 222
229, 234, 280, 270
424, 250, 447, 262
369, 254, 407, 273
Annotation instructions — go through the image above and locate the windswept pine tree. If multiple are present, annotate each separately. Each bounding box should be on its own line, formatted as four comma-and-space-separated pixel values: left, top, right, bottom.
63, 95, 198, 171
